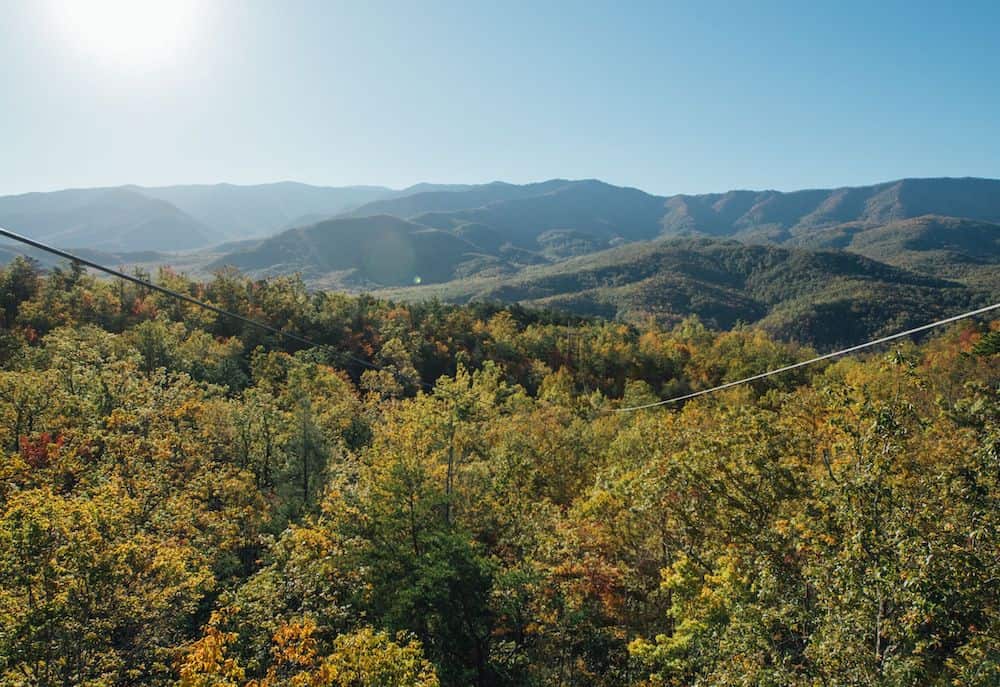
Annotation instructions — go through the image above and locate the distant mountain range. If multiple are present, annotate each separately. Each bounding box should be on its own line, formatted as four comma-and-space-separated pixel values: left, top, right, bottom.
1, 175, 997, 345
4, 176, 998, 257
212, 177, 999, 286
0, 181, 466, 251
659, 177, 1000, 241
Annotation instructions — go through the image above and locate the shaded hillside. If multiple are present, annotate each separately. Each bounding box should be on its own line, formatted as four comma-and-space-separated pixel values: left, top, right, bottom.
212, 214, 494, 287
379, 239, 985, 347
209, 180, 671, 288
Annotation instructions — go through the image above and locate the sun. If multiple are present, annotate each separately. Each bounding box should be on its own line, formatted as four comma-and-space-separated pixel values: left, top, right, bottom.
47, 0, 202, 71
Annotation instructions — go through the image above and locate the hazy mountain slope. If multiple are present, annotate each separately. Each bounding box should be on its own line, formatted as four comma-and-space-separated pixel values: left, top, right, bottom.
661, 177, 1000, 242
378, 239, 984, 347
212, 214, 491, 287
0, 187, 216, 251
0, 181, 478, 252
138, 182, 396, 240
392, 183, 478, 195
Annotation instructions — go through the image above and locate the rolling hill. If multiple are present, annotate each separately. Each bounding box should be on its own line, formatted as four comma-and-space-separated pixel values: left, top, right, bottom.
377, 238, 988, 347
786, 215, 1000, 289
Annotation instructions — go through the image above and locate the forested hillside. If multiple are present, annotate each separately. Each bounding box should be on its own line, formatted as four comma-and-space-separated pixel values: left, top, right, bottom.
0, 256, 997, 686
380, 238, 989, 347
788, 215, 1000, 289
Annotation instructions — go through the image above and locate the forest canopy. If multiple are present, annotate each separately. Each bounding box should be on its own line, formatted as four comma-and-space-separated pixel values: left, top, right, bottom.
0, 255, 997, 687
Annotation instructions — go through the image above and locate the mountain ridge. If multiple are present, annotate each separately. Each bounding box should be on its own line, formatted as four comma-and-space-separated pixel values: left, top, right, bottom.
4, 175, 999, 254
659, 177, 1000, 242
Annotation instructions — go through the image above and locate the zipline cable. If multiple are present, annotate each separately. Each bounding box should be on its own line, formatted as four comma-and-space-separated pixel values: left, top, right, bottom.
611, 301, 1000, 412
0, 226, 433, 388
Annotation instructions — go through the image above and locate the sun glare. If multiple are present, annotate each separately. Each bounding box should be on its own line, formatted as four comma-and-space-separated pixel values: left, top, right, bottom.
47, 0, 201, 71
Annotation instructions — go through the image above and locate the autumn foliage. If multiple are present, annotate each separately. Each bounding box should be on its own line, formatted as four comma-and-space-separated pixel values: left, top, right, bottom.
0, 256, 997, 686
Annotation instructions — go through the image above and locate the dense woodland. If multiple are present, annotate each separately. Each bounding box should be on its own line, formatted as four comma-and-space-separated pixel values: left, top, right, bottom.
0, 256, 997, 686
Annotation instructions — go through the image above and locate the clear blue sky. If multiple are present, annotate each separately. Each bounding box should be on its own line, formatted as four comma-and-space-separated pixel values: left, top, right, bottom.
1, 0, 998, 196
